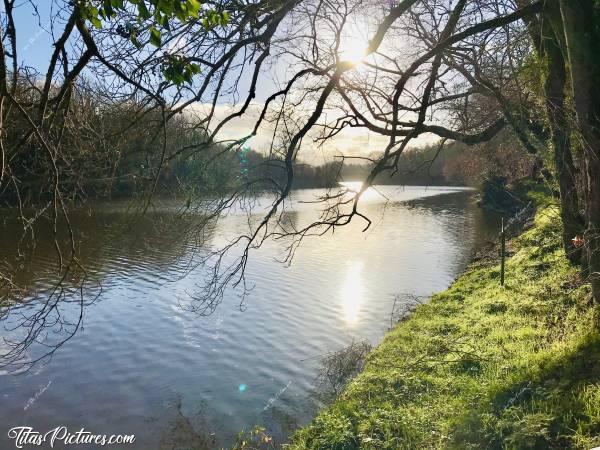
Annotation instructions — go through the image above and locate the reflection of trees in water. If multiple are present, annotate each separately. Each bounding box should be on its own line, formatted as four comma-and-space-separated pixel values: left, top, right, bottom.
1, 211, 198, 288
0, 190, 495, 371
404, 191, 500, 243
312, 340, 372, 403
0, 207, 216, 371
155, 395, 299, 450
158, 398, 216, 450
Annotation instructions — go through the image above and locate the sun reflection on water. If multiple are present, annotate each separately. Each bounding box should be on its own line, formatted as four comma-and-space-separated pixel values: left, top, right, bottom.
340, 261, 365, 325
339, 181, 382, 202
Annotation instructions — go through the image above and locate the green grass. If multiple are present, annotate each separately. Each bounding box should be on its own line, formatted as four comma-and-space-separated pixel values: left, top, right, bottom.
287, 200, 600, 449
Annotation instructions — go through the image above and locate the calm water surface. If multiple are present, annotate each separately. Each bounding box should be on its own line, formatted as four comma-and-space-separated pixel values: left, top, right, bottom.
0, 186, 497, 449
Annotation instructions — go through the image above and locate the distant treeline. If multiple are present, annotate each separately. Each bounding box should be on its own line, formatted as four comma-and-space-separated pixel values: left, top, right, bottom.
337, 127, 535, 189
1, 79, 533, 206
0, 80, 341, 205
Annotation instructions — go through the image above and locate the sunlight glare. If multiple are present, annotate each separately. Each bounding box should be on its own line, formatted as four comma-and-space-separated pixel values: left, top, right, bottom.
339, 181, 380, 202
339, 44, 368, 66
338, 21, 370, 67
340, 261, 365, 325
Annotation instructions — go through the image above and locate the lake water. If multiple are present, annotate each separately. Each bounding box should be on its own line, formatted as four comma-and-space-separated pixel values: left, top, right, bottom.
0, 186, 497, 449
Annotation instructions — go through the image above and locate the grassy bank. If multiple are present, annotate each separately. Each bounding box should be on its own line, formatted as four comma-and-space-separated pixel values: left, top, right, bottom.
287, 197, 600, 449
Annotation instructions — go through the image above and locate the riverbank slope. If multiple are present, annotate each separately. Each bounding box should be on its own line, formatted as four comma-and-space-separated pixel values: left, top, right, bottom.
287, 195, 600, 449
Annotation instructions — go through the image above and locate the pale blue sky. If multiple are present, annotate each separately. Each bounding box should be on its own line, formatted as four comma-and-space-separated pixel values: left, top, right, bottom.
7, 1, 55, 72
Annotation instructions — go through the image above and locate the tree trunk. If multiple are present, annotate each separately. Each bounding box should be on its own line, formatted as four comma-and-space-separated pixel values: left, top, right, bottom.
541, 2, 584, 263
559, 0, 600, 303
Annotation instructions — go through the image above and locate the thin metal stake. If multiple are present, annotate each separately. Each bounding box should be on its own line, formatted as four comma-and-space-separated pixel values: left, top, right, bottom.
500, 217, 506, 286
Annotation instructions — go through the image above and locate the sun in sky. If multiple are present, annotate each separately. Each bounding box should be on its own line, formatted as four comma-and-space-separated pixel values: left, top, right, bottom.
339, 42, 368, 65
337, 21, 371, 66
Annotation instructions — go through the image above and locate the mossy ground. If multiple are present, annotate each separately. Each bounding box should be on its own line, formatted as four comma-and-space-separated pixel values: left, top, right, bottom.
287, 197, 600, 449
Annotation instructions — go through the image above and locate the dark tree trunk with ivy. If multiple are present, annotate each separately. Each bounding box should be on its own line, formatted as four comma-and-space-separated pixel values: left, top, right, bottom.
559, 0, 600, 303
539, 1, 585, 263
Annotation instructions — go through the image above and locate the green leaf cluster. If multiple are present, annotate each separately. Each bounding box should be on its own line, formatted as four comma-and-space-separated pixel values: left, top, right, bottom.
161, 54, 201, 85
77, 0, 230, 85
